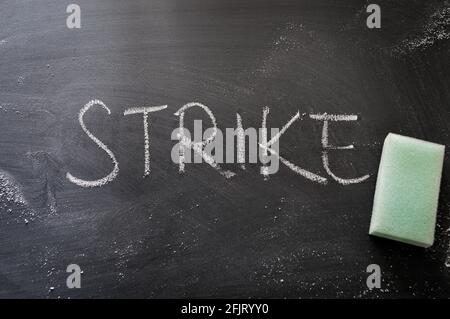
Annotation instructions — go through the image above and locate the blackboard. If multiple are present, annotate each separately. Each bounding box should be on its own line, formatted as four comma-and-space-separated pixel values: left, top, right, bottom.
0, 0, 449, 298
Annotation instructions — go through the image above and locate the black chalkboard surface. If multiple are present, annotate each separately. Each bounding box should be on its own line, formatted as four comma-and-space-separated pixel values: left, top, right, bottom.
0, 0, 449, 298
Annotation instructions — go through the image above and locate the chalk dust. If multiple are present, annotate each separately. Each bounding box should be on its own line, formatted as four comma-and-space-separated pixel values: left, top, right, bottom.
393, 3, 450, 56
0, 170, 28, 207
0, 170, 35, 223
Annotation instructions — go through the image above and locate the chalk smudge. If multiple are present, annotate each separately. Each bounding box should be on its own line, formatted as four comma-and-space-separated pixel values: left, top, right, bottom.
27, 151, 62, 215
0, 170, 34, 223
255, 22, 306, 77
445, 224, 450, 269
393, 3, 450, 56
17, 76, 25, 85
0, 170, 27, 207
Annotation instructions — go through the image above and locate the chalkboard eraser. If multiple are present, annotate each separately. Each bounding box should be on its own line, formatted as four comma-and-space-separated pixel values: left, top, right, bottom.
369, 133, 445, 248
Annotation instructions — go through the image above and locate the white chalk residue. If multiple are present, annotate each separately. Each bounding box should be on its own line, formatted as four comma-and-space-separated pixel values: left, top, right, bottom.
445, 255, 450, 268
393, 4, 450, 55
0, 170, 28, 207
17, 76, 25, 85
66, 99, 119, 188
0, 170, 34, 224
445, 226, 450, 269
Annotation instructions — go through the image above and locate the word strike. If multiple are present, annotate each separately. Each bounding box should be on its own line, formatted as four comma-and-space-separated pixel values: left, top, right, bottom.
66, 99, 370, 188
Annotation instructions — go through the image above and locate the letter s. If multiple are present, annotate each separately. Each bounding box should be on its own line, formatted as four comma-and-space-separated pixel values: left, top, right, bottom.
66, 99, 119, 187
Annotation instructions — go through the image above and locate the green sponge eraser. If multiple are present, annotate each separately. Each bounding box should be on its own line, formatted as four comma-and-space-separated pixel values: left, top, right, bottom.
369, 133, 445, 248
